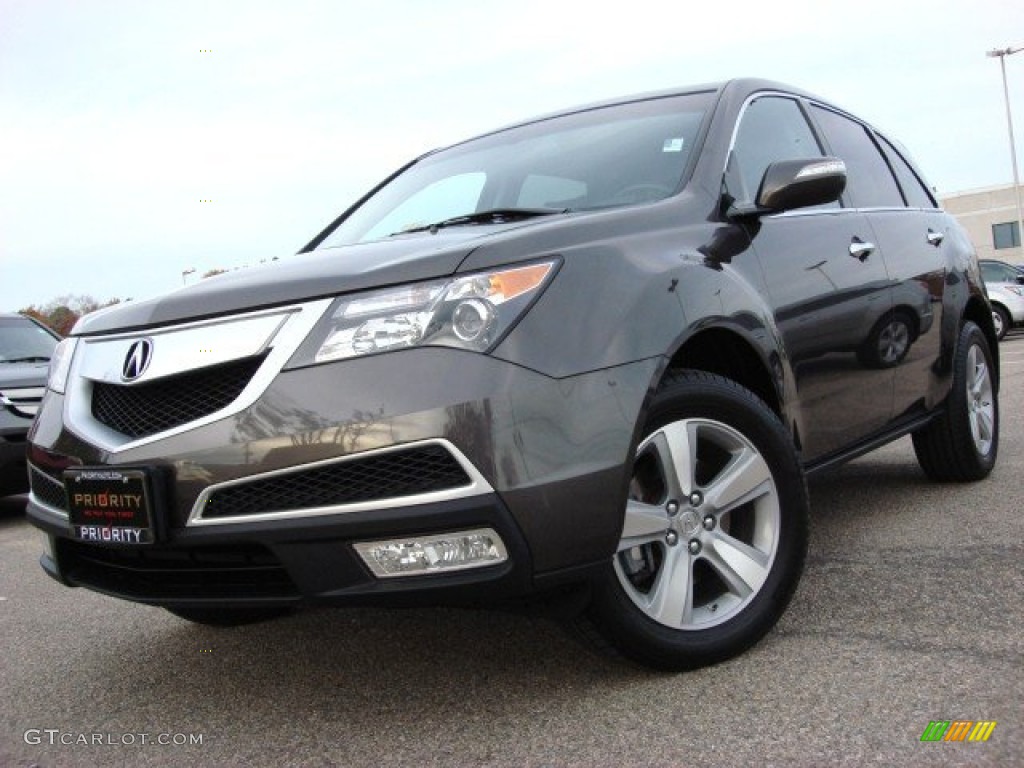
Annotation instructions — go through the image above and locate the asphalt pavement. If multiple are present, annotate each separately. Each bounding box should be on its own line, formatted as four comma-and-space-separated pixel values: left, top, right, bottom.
1, 336, 1022, 767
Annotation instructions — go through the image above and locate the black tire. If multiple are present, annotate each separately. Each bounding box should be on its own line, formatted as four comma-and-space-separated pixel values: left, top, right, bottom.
857, 310, 914, 368
991, 305, 1009, 341
583, 370, 808, 671
165, 606, 293, 626
913, 321, 998, 482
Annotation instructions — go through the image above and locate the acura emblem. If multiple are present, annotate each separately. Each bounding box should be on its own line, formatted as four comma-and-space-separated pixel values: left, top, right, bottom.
121, 339, 153, 382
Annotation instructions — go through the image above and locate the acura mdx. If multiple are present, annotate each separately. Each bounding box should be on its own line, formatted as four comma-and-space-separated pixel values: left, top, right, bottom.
26, 79, 999, 670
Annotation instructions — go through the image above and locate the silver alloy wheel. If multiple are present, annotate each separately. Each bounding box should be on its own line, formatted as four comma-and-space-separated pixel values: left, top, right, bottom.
992, 309, 1005, 339
966, 342, 995, 456
614, 418, 780, 631
878, 318, 910, 365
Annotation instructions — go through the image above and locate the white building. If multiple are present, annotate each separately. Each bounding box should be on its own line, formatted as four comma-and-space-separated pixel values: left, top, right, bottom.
941, 182, 1023, 263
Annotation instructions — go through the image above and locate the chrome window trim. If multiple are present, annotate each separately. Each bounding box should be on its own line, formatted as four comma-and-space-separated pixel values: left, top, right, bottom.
767, 205, 923, 220
62, 299, 334, 454
723, 91, 925, 217
187, 438, 495, 527
722, 90, 817, 180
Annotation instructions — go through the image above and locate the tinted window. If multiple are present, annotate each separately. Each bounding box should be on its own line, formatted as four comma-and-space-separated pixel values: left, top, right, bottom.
318, 92, 712, 247
877, 136, 936, 208
810, 106, 903, 208
727, 96, 824, 204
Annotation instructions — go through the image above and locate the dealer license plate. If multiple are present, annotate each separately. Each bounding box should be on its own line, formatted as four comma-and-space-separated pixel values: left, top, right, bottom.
64, 468, 155, 545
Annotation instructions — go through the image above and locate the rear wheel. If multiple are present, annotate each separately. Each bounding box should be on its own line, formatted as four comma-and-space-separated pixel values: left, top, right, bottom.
913, 321, 998, 481
584, 370, 808, 671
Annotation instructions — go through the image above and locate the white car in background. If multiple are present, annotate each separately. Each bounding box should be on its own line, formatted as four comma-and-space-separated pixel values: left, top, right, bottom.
980, 259, 1024, 340
986, 282, 1024, 340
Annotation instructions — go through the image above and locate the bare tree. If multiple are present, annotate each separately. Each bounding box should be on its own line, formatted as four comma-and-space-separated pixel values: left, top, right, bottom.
19, 295, 126, 335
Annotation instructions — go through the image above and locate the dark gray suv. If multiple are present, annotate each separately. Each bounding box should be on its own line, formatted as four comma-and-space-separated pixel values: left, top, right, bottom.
26, 79, 998, 670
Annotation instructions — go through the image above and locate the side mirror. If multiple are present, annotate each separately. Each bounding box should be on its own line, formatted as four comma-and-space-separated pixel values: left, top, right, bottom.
1016, 274, 1024, 285
756, 157, 847, 212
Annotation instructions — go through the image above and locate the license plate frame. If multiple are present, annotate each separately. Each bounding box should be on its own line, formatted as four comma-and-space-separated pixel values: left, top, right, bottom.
64, 468, 156, 545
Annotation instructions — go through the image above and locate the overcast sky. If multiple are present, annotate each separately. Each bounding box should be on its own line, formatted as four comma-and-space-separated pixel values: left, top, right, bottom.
1, 0, 1021, 313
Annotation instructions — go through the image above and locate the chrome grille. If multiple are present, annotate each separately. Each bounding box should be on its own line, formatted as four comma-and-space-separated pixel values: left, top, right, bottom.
200, 444, 472, 520
91, 355, 265, 439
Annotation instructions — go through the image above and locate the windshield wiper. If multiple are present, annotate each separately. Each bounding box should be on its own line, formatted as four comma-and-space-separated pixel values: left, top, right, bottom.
391, 207, 568, 236
1, 356, 51, 363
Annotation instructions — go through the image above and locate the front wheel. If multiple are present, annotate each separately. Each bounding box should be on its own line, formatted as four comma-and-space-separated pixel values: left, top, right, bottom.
584, 370, 808, 671
912, 321, 998, 481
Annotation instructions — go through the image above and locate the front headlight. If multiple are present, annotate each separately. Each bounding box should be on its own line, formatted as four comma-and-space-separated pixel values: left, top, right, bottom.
47, 338, 78, 394
287, 260, 558, 367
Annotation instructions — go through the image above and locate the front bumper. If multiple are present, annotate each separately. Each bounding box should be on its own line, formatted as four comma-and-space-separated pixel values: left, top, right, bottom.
27, 347, 659, 608
31, 489, 533, 608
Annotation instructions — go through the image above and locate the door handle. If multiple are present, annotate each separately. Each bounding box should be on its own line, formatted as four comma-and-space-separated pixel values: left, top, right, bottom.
926, 229, 944, 246
849, 238, 875, 260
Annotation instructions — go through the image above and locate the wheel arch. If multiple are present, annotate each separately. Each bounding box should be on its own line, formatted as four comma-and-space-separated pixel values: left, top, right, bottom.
663, 327, 783, 420
964, 295, 1001, 384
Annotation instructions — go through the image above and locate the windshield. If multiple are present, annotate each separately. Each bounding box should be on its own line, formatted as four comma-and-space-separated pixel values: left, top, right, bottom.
0, 316, 59, 362
317, 91, 713, 248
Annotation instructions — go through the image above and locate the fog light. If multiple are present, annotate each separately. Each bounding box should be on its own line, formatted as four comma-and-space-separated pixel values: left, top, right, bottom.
353, 528, 508, 578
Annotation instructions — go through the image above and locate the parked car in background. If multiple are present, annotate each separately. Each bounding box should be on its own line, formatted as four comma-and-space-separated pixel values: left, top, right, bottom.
986, 282, 1024, 340
0, 314, 59, 496
980, 258, 1024, 286
979, 258, 1024, 339
25, 79, 1000, 671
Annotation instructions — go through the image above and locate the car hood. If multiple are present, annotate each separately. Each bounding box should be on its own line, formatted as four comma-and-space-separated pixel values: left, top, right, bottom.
74, 227, 526, 335
0, 361, 50, 388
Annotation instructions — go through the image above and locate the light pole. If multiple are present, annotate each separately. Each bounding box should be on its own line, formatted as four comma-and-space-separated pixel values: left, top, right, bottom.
987, 45, 1024, 258
181, 268, 196, 285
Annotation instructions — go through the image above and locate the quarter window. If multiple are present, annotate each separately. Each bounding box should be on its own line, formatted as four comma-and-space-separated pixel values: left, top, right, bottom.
877, 136, 936, 208
810, 105, 904, 209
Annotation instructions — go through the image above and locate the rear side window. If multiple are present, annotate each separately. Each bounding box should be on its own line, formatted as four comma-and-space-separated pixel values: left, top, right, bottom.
877, 136, 936, 209
810, 105, 903, 209
727, 96, 824, 204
